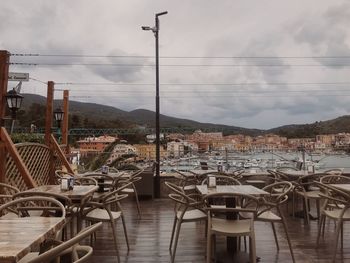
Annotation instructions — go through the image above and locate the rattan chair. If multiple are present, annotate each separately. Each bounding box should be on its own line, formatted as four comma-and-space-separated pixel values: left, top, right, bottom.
13, 191, 77, 239
294, 173, 323, 224
204, 192, 259, 263
201, 175, 241, 186
165, 181, 207, 263
0, 182, 19, 205
320, 174, 350, 184
55, 170, 76, 185
0, 196, 66, 219
82, 173, 116, 192
18, 222, 102, 263
258, 181, 295, 263
316, 182, 350, 262
80, 182, 132, 263
118, 169, 144, 219
173, 170, 198, 193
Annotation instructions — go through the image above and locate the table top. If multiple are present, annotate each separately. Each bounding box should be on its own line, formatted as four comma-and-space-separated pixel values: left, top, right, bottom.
331, 184, 350, 192
81, 171, 129, 179
0, 217, 65, 263
189, 169, 218, 175
280, 170, 310, 176
196, 184, 269, 196
27, 185, 98, 200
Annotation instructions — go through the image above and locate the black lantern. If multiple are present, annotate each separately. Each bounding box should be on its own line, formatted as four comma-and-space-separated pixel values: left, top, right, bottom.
53, 107, 64, 128
5, 88, 23, 119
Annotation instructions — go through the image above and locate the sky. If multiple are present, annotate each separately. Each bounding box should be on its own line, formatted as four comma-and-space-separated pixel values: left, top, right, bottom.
2, 0, 350, 130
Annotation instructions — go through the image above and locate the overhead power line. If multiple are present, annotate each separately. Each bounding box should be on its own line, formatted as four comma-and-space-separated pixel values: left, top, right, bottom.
10, 53, 350, 59
54, 81, 350, 86
69, 93, 350, 98
67, 89, 350, 93
10, 62, 350, 67
29, 77, 47, 84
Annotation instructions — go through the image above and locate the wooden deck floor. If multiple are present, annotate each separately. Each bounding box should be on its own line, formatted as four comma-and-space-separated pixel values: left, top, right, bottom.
87, 198, 350, 263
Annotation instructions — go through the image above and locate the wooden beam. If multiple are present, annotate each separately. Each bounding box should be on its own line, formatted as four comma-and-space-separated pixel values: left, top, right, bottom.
45, 81, 54, 145
62, 90, 69, 147
50, 134, 75, 175
0, 50, 10, 183
1, 127, 37, 188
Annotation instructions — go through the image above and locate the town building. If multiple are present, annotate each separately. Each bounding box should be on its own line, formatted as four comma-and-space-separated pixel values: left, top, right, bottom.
77, 135, 117, 156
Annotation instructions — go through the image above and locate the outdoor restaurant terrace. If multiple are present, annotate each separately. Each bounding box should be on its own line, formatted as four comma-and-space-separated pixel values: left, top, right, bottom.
2, 49, 350, 263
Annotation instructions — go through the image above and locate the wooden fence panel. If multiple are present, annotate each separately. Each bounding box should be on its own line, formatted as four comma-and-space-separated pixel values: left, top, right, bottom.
5, 143, 53, 191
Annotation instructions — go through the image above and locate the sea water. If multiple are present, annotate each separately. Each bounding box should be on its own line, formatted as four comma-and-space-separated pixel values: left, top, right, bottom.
161, 152, 350, 173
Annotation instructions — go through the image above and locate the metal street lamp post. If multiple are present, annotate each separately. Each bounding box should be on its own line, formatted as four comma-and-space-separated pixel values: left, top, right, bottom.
142, 11, 168, 198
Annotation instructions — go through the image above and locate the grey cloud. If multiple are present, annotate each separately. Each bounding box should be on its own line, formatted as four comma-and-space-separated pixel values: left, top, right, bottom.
293, 2, 350, 68
86, 49, 150, 82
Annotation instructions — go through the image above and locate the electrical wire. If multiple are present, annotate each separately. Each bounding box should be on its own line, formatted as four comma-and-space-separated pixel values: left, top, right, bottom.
10, 53, 350, 59
29, 77, 47, 84
68, 94, 350, 98
54, 81, 350, 86
10, 62, 350, 67
66, 89, 350, 94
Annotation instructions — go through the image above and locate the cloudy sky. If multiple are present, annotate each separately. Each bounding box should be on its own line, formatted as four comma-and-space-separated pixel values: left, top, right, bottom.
2, 0, 350, 129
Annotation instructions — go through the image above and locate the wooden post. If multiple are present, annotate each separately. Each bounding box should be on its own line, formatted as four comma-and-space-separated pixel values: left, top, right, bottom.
50, 134, 75, 175
45, 81, 54, 145
0, 51, 10, 183
62, 90, 69, 147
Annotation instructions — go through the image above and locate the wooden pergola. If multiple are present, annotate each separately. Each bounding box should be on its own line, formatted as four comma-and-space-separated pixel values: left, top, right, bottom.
0, 50, 74, 190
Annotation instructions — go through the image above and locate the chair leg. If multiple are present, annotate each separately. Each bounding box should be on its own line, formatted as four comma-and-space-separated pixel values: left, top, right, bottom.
110, 221, 120, 263
213, 235, 216, 263
169, 217, 177, 251
206, 232, 212, 263
281, 216, 295, 263
271, 222, 279, 250
341, 223, 344, 250
322, 216, 326, 237
171, 220, 183, 263
316, 200, 320, 220
317, 214, 325, 246
132, 185, 142, 219
249, 234, 257, 263
332, 220, 342, 263
292, 191, 295, 217
303, 197, 310, 225
121, 214, 130, 251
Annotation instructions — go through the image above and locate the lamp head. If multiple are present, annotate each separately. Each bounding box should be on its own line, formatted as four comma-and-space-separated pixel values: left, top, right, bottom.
5, 88, 24, 119
142, 26, 152, 31
156, 11, 168, 17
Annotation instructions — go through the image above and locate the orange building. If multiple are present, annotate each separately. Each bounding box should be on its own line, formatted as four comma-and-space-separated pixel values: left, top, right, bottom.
77, 135, 117, 156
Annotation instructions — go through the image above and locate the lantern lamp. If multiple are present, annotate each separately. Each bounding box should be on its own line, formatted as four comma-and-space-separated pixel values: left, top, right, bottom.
5, 88, 23, 119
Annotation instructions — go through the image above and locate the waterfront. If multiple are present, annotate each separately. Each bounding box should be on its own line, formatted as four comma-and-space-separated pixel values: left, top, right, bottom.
160, 151, 350, 173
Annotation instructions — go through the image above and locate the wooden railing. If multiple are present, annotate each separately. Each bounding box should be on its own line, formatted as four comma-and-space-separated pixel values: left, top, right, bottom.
0, 127, 74, 191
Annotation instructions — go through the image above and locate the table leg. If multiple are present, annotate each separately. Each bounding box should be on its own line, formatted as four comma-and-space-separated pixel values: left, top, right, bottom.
226, 197, 237, 253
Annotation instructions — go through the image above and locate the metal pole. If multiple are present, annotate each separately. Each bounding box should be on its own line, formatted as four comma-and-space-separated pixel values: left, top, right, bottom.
142, 11, 167, 198
155, 15, 160, 198
10, 120, 15, 134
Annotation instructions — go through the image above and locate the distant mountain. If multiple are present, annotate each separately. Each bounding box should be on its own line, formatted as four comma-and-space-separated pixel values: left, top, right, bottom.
20, 93, 350, 138
267, 116, 350, 138
21, 94, 262, 136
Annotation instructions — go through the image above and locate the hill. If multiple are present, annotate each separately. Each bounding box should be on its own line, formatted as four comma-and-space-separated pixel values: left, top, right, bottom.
19, 94, 262, 135
267, 116, 350, 138
19, 93, 350, 138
